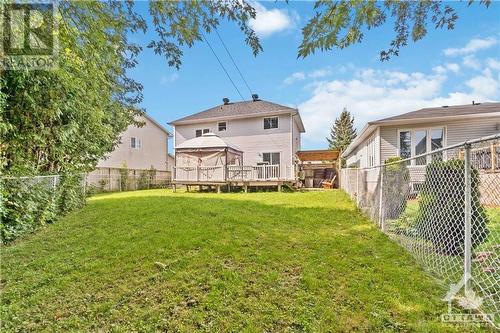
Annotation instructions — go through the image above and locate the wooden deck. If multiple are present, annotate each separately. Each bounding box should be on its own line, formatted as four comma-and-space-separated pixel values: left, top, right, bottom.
173, 164, 296, 192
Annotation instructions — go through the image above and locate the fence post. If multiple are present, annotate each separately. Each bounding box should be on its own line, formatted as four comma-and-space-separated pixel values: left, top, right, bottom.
378, 167, 384, 230
464, 143, 472, 295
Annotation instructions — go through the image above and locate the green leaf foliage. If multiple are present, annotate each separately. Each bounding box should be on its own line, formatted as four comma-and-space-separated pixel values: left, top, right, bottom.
415, 159, 489, 256
298, 0, 491, 61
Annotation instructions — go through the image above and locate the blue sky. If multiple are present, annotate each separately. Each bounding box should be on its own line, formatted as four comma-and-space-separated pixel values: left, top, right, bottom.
128, 1, 500, 151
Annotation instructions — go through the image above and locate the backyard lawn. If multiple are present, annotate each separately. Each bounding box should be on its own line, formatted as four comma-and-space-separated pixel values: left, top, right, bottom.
0, 190, 490, 332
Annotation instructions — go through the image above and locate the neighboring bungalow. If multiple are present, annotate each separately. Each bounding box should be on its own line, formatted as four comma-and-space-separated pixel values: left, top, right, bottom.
342, 102, 500, 168
341, 102, 500, 205
169, 95, 305, 190
88, 113, 173, 191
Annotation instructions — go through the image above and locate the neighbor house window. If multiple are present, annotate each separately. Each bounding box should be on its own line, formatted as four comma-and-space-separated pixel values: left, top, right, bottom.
399, 131, 411, 163
431, 128, 444, 161
264, 117, 278, 129
131, 137, 141, 149
218, 122, 227, 131
398, 127, 445, 165
415, 130, 427, 165
195, 129, 210, 137
262, 152, 280, 165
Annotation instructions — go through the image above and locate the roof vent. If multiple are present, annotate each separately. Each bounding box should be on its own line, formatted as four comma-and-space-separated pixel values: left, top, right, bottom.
223, 97, 230, 105
442, 105, 448, 108
252, 94, 259, 102
472, 100, 481, 106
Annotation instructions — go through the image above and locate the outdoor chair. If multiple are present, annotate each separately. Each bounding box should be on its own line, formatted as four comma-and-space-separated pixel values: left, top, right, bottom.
320, 175, 337, 189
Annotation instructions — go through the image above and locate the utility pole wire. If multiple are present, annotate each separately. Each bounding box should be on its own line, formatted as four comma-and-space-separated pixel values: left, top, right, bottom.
214, 28, 254, 98
202, 33, 244, 101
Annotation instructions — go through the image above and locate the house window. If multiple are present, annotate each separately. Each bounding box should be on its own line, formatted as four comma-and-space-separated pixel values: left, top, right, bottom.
218, 122, 227, 131
131, 137, 141, 149
399, 131, 411, 162
398, 127, 445, 165
195, 128, 210, 137
431, 128, 444, 161
262, 152, 280, 165
415, 130, 427, 165
264, 117, 278, 129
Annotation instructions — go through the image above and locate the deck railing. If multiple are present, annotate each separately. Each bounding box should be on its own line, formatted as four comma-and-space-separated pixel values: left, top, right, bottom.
174, 164, 294, 182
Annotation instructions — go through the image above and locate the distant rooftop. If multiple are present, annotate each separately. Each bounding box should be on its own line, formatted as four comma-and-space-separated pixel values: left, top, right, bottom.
169, 99, 298, 125
373, 102, 500, 124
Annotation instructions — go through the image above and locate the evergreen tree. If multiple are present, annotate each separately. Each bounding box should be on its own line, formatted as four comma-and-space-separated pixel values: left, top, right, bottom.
327, 108, 357, 152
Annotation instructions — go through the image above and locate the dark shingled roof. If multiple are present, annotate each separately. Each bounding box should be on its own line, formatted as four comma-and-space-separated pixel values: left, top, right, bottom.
170, 100, 297, 124
374, 102, 500, 123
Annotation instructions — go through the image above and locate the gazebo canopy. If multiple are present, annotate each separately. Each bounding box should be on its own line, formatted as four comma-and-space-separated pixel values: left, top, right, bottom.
175, 133, 242, 154
175, 133, 243, 167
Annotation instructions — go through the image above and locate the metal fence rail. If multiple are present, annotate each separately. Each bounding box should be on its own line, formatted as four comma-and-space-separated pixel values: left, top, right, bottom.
341, 134, 500, 328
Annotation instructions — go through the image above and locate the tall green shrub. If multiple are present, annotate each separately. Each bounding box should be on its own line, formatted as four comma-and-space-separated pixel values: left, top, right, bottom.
415, 159, 489, 256
383, 157, 410, 219
0, 174, 85, 243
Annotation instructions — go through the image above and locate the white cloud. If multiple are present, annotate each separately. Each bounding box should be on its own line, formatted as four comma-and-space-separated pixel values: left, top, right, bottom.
160, 73, 179, 84
249, 2, 296, 38
444, 37, 497, 56
283, 67, 333, 85
466, 72, 499, 97
297, 67, 499, 146
446, 63, 460, 73
283, 72, 306, 85
463, 55, 481, 70
486, 58, 500, 71
433, 63, 460, 74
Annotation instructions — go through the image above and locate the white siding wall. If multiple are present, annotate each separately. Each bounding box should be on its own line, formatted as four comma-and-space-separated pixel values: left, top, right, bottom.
346, 115, 500, 166
175, 114, 298, 168
97, 116, 169, 171
346, 129, 380, 168
380, 116, 500, 162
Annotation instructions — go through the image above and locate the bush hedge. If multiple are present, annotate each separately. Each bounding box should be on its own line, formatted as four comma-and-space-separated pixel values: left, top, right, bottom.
415, 159, 489, 256
0, 174, 86, 244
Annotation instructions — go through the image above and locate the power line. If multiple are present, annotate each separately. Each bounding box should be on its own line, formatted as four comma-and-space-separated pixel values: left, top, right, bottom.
214, 28, 253, 97
202, 33, 245, 101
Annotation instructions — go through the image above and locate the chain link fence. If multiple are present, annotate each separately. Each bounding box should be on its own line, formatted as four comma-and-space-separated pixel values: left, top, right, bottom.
341, 133, 500, 328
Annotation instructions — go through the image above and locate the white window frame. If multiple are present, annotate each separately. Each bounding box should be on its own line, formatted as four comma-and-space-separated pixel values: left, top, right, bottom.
195, 128, 210, 137
397, 126, 447, 165
263, 116, 279, 130
130, 137, 141, 149
262, 152, 281, 165
218, 121, 227, 132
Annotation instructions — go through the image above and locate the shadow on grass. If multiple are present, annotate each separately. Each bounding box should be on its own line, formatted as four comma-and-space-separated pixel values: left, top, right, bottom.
1, 192, 470, 332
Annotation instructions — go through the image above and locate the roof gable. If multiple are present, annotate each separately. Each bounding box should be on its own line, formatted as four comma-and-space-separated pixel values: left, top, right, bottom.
374, 102, 500, 123
169, 100, 298, 125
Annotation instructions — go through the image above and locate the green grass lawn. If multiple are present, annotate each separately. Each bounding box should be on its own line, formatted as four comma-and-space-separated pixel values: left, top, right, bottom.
0, 190, 492, 332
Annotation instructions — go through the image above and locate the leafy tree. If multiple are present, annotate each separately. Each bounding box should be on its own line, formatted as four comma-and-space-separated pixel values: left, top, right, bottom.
327, 108, 356, 152
298, 0, 491, 61
1, 1, 263, 175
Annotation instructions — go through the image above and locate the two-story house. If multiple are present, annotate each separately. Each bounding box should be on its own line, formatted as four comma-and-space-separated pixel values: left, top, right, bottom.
169, 96, 305, 184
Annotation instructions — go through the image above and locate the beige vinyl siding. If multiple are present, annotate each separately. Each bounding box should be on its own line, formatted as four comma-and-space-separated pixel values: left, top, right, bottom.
97, 115, 169, 171
175, 114, 296, 169
379, 116, 500, 162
